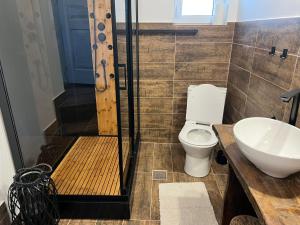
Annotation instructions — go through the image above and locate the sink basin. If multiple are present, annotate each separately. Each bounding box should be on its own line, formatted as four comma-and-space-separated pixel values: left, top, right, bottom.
233, 117, 300, 178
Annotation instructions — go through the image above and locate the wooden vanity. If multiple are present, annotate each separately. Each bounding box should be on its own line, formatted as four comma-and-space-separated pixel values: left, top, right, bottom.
213, 125, 300, 225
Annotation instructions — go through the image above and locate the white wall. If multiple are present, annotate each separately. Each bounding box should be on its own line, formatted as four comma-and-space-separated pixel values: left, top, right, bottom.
0, 110, 16, 205
117, 0, 300, 23
237, 0, 300, 21
116, 0, 239, 23
227, 0, 239, 22
138, 0, 175, 23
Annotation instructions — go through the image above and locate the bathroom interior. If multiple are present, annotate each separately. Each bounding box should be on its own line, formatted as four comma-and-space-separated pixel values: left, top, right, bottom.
0, 0, 299, 225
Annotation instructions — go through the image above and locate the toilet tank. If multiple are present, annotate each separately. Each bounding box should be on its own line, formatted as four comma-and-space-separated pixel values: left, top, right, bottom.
186, 84, 227, 125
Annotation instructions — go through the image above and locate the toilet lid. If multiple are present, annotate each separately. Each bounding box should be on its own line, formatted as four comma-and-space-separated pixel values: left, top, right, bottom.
179, 124, 218, 147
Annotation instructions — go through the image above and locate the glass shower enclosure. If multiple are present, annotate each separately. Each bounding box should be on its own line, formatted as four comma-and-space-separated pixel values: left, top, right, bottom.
0, 0, 139, 219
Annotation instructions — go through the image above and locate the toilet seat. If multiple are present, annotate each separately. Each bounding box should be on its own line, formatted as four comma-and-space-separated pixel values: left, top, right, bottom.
179, 122, 218, 147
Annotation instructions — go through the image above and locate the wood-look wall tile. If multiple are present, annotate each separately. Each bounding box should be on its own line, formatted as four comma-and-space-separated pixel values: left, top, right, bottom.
175, 63, 228, 80
233, 21, 258, 46
117, 42, 127, 64
176, 43, 232, 63
224, 102, 243, 124
225, 83, 247, 113
137, 143, 154, 172
139, 23, 175, 30
291, 58, 300, 88
252, 48, 296, 89
131, 173, 152, 220
141, 128, 171, 143
119, 97, 129, 113
140, 81, 173, 97
140, 98, 173, 113
151, 172, 173, 220
140, 114, 172, 129
139, 63, 174, 80
244, 97, 274, 118
247, 75, 286, 119
173, 97, 187, 114
139, 35, 175, 63
293, 75, 300, 89
121, 113, 129, 128
171, 144, 185, 173
175, 23, 234, 43
122, 128, 129, 137
173, 80, 227, 97
256, 18, 300, 54
137, 23, 234, 141
227, 19, 300, 129
172, 113, 186, 129
171, 128, 181, 143
153, 144, 173, 171
295, 59, 300, 77
228, 63, 250, 94
230, 44, 254, 71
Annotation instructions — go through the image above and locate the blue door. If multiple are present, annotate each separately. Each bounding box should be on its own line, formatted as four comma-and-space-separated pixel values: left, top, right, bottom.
58, 0, 94, 85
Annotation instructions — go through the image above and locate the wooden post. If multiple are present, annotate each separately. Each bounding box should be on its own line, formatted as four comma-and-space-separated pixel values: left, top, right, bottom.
87, 0, 118, 135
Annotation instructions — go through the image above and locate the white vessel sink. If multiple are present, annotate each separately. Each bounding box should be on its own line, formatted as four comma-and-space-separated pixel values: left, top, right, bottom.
233, 117, 300, 178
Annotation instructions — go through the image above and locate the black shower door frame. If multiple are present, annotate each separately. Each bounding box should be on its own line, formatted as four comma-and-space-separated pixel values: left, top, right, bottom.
0, 0, 140, 197
0, 0, 139, 219
114, 0, 141, 195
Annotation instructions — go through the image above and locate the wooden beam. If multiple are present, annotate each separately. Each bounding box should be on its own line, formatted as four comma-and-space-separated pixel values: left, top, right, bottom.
87, 0, 118, 135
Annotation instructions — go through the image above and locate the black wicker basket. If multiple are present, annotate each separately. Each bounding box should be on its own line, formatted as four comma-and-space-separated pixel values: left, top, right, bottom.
8, 164, 60, 225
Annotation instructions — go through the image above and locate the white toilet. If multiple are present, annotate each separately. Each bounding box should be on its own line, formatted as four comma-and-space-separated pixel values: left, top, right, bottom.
178, 84, 227, 177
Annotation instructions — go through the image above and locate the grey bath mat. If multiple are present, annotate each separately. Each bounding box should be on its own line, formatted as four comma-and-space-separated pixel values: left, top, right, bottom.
159, 182, 218, 225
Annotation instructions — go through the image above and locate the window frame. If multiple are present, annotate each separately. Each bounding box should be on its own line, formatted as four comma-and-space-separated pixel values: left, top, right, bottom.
174, 0, 214, 24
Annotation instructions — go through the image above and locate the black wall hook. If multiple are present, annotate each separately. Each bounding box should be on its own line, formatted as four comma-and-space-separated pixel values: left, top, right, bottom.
280, 49, 288, 59
269, 46, 276, 56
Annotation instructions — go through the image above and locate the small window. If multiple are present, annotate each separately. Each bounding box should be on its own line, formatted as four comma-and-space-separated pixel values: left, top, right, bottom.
174, 0, 214, 24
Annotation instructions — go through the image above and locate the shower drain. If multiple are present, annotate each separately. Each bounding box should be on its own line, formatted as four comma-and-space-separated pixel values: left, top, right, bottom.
152, 170, 167, 181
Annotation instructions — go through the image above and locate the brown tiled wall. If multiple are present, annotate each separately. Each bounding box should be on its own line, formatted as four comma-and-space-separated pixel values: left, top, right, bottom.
225, 17, 300, 127
138, 23, 234, 143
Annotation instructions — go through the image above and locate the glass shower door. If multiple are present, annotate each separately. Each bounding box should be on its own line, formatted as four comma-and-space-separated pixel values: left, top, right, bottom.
114, 0, 139, 192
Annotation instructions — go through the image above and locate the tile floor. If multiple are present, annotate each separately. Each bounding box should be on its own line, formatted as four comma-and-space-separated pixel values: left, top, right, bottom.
59, 142, 228, 225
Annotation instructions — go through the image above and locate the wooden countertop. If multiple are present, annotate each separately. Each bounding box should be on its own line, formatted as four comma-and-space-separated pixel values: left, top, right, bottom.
213, 124, 300, 225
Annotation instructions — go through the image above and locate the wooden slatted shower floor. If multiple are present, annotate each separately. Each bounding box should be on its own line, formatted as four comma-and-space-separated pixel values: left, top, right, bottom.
51, 136, 122, 196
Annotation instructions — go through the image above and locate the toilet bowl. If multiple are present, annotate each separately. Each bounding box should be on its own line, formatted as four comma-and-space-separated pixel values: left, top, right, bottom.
178, 84, 227, 177
179, 121, 218, 177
